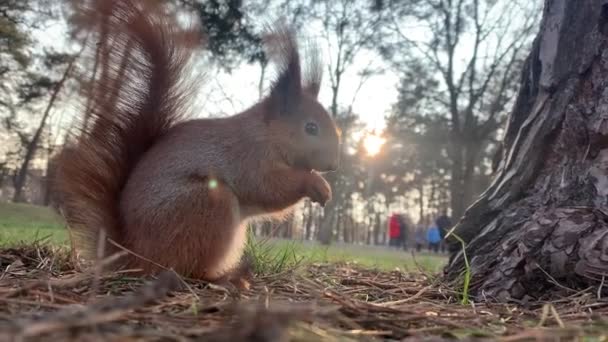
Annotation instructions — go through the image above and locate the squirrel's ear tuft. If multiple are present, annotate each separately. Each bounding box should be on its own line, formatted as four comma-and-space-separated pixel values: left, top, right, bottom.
264, 21, 302, 119
303, 39, 323, 99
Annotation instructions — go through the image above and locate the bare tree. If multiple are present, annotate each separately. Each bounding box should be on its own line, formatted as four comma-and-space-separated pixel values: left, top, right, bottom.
12, 52, 80, 202
382, 0, 540, 220
305, 0, 386, 244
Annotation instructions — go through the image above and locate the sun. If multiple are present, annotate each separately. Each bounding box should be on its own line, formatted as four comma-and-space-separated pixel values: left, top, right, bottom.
363, 133, 386, 157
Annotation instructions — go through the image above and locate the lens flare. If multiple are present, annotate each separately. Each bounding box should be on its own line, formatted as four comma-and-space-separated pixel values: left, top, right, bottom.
363, 133, 386, 157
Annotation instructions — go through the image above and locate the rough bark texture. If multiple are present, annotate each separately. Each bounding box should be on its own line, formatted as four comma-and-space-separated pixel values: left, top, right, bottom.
445, 0, 608, 301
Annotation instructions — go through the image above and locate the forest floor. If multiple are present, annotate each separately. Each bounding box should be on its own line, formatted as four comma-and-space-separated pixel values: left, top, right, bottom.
0, 202, 607, 341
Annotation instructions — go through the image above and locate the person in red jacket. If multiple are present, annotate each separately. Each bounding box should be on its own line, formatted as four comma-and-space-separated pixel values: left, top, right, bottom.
388, 213, 401, 248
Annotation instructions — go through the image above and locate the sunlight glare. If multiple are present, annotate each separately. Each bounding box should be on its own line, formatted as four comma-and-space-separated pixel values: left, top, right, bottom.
363, 133, 386, 156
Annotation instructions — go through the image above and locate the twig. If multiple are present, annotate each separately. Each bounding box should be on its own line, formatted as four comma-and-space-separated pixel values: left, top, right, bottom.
535, 263, 579, 294
107, 238, 201, 301
377, 284, 434, 307
16, 271, 181, 339
1, 251, 127, 298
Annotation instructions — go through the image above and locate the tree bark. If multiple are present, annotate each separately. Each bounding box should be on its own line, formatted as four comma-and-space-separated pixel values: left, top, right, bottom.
445, 0, 608, 301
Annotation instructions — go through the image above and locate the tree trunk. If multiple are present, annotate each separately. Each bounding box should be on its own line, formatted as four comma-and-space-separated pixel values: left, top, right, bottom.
461, 141, 482, 213
13, 59, 76, 202
284, 217, 294, 239
366, 216, 372, 245
0, 165, 6, 189
377, 212, 385, 245
428, 177, 437, 216
373, 212, 380, 245
304, 200, 313, 241
315, 210, 322, 240
318, 170, 347, 245
318, 117, 353, 245
336, 210, 344, 241
417, 182, 425, 223
262, 221, 272, 237
344, 216, 352, 243
449, 141, 466, 220
43, 147, 55, 206
445, 0, 608, 301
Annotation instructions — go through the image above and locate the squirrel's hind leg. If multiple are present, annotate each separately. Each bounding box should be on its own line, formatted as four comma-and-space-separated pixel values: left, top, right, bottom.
211, 252, 255, 291
121, 175, 248, 282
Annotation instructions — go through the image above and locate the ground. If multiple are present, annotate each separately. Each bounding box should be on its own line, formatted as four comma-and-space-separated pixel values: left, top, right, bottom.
0, 202, 66, 245
0, 202, 607, 341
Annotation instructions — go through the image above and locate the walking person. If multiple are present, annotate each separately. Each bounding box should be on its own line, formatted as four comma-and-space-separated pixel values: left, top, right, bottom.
427, 224, 441, 253
397, 214, 408, 251
388, 213, 401, 249
435, 212, 452, 253
414, 223, 425, 252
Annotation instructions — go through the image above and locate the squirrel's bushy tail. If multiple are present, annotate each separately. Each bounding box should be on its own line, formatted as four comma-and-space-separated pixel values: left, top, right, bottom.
53, 0, 200, 258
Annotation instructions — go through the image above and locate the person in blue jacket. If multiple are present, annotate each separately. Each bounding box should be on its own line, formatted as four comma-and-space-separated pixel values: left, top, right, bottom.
426, 225, 442, 253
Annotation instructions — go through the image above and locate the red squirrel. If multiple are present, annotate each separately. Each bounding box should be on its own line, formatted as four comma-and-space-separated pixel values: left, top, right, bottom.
53, 0, 340, 284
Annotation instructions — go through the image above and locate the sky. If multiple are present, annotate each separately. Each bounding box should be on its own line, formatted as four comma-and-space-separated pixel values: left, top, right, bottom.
199, 56, 398, 132
34, 12, 398, 137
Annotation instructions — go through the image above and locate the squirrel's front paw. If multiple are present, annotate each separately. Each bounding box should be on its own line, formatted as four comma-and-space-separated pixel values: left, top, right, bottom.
306, 172, 332, 207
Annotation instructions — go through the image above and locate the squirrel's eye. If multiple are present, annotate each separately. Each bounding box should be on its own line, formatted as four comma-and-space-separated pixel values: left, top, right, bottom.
305, 122, 319, 136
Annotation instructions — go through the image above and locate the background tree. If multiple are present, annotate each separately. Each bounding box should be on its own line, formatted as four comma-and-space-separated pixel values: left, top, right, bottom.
382, 62, 452, 223
11, 52, 78, 202
1, 0, 65, 202
1, 0, 39, 132
178, 0, 263, 71
445, 0, 608, 300
306, 0, 387, 244
380, 0, 540, 220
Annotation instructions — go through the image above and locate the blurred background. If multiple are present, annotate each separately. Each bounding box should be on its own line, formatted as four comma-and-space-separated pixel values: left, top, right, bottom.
0, 0, 541, 252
